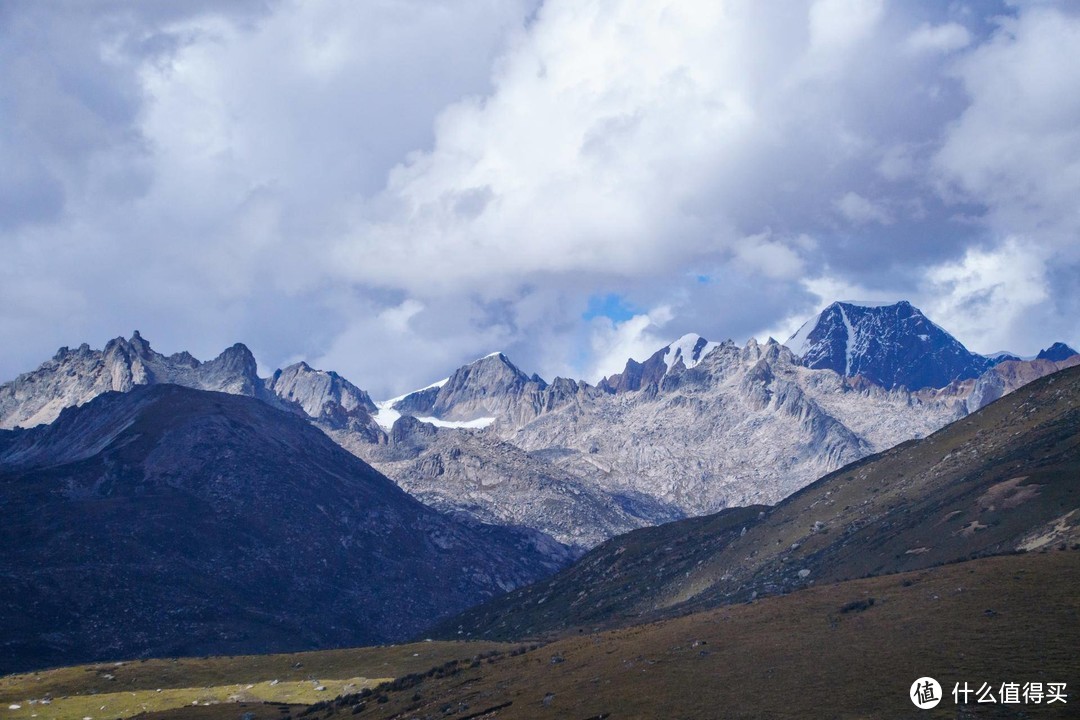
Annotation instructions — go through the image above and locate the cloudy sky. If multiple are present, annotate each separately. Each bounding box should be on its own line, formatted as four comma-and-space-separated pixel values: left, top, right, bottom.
2, 0, 1079, 397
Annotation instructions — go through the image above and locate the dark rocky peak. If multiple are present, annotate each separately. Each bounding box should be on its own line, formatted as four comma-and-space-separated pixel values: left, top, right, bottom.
185, 341, 264, 400
1037, 342, 1078, 362
761, 337, 796, 365
543, 376, 585, 403
103, 330, 158, 361
739, 336, 796, 367
167, 350, 200, 368
128, 329, 151, 354
598, 356, 648, 394
786, 300, 990, 390
52, 343, 93, 362
204, 342, 259, 376
458, 352, 536, 386
985, 350, 1023, 365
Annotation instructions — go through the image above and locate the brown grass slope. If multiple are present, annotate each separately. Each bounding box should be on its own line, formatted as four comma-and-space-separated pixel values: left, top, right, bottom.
316, 551, 1080, 720
0, 641, 515, 720
434, 363, 1080, 640
0, 642, 513, 705
11, 552, 1078, 720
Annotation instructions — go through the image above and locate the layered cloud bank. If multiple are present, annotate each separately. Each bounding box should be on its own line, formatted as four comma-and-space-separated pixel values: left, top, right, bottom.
2, 0, 1078, 395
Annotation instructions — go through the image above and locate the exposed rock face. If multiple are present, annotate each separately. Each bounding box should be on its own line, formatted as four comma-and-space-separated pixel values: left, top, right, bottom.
495, 338, 967, 516
266, 362, 382, 442
368, 329, 1077, 529
964, 355, 1080, 412
786, 301, 991, 390
0, 332, 277, 430
3, 319, 1075, 557
0, 385, 566, 674
0, 334, 385, 438
386, 353, 598, 428
350, 416, 679, 551
426, 353, 551, 424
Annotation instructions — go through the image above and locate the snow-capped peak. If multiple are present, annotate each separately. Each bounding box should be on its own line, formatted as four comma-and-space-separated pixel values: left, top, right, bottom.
373, 377, 449, 430
837, 299, 900, 308
786, 316, 820, 358
663, 333, 719, 372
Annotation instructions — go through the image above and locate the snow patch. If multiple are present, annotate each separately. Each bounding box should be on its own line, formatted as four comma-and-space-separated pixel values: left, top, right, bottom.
414, 416, 496, 429
372, 402, 401, 430
372, 377, 449, 429
663, 333, 719, 372
786, 316, 820, 357
837, 303, 856, 375
838, 299, 898, 308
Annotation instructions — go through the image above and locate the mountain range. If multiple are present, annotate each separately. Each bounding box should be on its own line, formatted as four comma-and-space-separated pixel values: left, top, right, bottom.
1, 298, 1078, 686
2, 301, 1076, 554
312, 357, 1080, 718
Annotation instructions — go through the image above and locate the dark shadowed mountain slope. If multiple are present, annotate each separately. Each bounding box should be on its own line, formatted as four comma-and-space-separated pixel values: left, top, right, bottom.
1038, 341, 1079, 362
0, 385, 568, 674
433, 363, 1080, 640
787, 300, 991, 390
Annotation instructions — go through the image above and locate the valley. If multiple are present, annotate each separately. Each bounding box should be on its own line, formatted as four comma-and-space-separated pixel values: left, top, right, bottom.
3, 552, 1076, 719
1, 302, 1077, 717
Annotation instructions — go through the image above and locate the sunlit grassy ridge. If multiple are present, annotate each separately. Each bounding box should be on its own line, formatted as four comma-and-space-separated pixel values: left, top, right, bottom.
0, 641, 513, 720
1, 677, 388, 720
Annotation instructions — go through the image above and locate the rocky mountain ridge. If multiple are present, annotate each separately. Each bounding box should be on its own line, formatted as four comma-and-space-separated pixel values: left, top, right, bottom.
0, 332, 274, 430
0, 333, 385, 438
3, 302, 1076, 552
432, 361, 1080, 640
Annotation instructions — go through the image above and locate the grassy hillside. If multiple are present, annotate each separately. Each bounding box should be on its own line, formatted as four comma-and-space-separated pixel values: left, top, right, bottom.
6, 552, 1076, 719
0, 641, 513, 720
323, 550, 1080, 719
434, 363, 1080, 640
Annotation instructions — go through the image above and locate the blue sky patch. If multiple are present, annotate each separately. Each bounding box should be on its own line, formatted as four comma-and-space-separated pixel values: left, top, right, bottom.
583, 294, 640, 323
